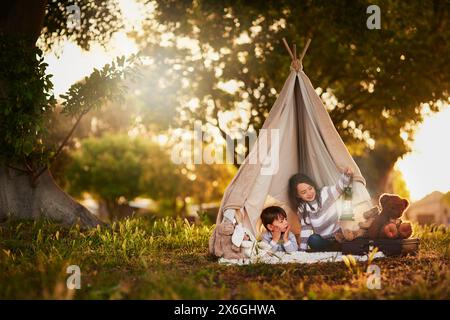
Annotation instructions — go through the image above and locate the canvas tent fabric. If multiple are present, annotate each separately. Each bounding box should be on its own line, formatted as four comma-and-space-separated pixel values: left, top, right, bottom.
214, 66, 373, 239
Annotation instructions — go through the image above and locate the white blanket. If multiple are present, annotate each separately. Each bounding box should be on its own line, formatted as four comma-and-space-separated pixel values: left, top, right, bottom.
218, 241, 385, 265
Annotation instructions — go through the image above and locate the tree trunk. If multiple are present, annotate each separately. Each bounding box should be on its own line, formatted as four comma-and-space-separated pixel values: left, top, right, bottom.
104, 199, 119, 222
0, 1, 103, 227
378, 166, 395, 195
354, 141, 406, 201
0, 0, 47, 44
172, 198, 178, 217
0, 164, 101, 227
177, 197, 187, 218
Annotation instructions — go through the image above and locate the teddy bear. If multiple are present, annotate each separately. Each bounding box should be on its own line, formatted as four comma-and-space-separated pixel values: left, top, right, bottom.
335, 194, 413, 242
365, 193, 413, 239
334, 206, 379, 242
356, 206, 382, 234
334, 226, 366, 242
208, 219, 246, 259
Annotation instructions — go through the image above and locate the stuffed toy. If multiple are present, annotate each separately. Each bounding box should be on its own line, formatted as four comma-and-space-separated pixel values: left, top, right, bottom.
231, 223, 256, 257
335, 194, 413, 242
335, 226, 365, 242
209, 209, 256, 259
366, 193, 412, 239
208, 219, 246, 259
335, 206, 379, 242
357, 206, 380, 230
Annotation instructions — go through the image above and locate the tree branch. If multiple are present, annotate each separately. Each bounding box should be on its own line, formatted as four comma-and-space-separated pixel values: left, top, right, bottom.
209, 95, 241, 168
33, 109, 89, 182
6, 164, 29, 174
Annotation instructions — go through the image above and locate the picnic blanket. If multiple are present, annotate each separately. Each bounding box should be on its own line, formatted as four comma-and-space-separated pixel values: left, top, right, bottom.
218, 241, 385, 265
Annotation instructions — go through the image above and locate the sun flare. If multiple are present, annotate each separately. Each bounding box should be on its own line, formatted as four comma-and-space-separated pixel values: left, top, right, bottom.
396, 105, 450, 201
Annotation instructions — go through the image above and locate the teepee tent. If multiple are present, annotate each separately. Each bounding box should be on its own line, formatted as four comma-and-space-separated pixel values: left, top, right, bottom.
215, 39, 373, 239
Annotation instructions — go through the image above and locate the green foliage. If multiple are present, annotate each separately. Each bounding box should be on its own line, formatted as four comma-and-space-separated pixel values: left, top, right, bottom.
184, 162, 236, 205
0, 216, 214, 299
0, 33, 56, 164
65, 133, 188, 218
413, 223, 450, 258
64, 134, 235, 218
139, 0, 450, 194
59, 55, 141, 117
66, 133, 156, 199
41, 0, 124, 52
0, 30, 140, 170
391, 168, 411, 200
1, 0, 141, 172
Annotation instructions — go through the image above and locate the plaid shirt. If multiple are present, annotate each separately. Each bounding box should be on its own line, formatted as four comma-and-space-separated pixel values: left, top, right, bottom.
261, 231, 299, 253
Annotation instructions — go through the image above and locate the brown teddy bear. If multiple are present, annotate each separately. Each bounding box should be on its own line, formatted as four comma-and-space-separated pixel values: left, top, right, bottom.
364, 193, 413, 239
335, 227, 365, 242
208, 220, 246, 259
334, 206, 380, 242
335, 193, 413, 242
357, 206, 382, 233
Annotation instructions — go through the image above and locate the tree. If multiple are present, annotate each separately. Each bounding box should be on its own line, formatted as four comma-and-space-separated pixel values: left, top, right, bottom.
0, 0, 137, 226
2, 0, 449, 227
66, 133, 191, 220
67, 134, 145, 221
48, 100, 143, 189
185, 162, 236, 208
137, 0, 450, 195
139, 141, 236, 217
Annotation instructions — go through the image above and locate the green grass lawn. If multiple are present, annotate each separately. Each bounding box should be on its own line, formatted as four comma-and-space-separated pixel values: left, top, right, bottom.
0, 216, 449, 299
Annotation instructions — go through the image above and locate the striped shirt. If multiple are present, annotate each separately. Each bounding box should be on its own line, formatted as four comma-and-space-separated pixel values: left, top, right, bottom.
261, 231, 299, 253
298, 173, 352, 250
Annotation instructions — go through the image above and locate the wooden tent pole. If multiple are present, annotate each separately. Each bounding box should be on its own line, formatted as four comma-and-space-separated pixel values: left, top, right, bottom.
282, 37, 294, 60
299, 38, 312, 61
283, 37, 312, 71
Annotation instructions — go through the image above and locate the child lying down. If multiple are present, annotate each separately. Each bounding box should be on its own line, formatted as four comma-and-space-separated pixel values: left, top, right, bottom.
260, 206, 298, 253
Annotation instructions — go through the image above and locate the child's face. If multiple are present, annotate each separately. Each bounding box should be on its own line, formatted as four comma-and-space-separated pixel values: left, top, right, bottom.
268, 215, 289, 233
296, 183, 316, 202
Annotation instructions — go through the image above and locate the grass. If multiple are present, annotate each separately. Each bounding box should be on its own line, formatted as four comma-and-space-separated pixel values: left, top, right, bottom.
0, 216, 449, 299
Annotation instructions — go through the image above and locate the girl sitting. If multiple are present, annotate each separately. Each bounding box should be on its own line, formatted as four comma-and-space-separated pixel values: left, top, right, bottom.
288, 167, 353, 251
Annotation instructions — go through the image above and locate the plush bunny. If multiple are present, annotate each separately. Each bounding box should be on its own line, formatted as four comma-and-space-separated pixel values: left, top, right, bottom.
231, 223, 256, 258
209, 208, 258, 259
208, 219, 246, 259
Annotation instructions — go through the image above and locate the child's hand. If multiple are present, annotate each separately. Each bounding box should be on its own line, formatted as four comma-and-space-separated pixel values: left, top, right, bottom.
271, 227, 282, 243
283, 225, 291, 242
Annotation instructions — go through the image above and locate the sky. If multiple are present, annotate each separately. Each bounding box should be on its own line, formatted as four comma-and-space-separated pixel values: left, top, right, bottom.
44, 0, 142, 96
43, 0, 450, 203
396, 106, 450, 201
